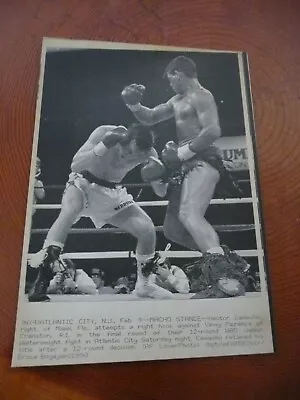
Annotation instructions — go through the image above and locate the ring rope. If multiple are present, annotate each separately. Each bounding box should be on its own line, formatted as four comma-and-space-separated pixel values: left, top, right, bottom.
28, 249, 258, 259
31, 224, 254, 235
34, 179, 250, 191
34, 197, 255, 210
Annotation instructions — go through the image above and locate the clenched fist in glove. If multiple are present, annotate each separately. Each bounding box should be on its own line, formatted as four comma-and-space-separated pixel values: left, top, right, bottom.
94, 126, 129, 156
141, 156, 167, 182
162, 140, 197, 169
121, 84, 145, 110
102, 126, 129, 148
161, 141, 182, 170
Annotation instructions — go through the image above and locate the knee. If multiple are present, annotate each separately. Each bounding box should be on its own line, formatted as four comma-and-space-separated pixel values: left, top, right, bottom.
178, 206, 190, 227
179, 208, 202, 232
134, 216, 155, 240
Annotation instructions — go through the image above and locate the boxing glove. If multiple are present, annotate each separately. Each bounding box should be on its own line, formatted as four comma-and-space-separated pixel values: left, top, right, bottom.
94, 126, 129, 156
161, 141, 181, 169
102, 126, 129, 148
141, 156, 167, 182
121, 84, 145, 106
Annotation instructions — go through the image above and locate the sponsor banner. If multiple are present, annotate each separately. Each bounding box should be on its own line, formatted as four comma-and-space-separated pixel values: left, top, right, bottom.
216, 136, 248, 171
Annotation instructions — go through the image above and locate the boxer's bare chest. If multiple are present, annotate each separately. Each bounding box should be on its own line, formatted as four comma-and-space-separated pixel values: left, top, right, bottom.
173, 95, 203, 143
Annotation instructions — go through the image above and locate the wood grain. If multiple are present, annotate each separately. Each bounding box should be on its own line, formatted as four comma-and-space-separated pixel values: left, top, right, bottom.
1, 0, 300, 398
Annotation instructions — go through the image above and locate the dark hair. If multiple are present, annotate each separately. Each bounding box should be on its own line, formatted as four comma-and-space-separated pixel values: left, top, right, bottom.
63, 258, 76, 270
164, 56, 197, 78
91, 268, 105, 278
128, 123, 154, 151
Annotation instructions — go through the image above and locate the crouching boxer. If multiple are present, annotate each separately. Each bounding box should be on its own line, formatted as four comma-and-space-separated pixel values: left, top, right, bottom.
28, 123, 172, 302
122, 55, 249, 297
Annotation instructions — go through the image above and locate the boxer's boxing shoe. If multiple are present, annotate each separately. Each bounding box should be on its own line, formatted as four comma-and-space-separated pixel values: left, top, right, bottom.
140, 253, 160, 277
29, 245, 61, 269
132, 281, 173, 300
133, 254, 174, 299
28, 263, 53, 302
28, 245, 61, 302
29, 248, 48, 269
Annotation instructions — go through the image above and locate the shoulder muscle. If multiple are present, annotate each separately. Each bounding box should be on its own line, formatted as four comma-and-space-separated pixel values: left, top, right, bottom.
74, 125, 117, 156
88, 125, 117, 144
191, 88, 215, 109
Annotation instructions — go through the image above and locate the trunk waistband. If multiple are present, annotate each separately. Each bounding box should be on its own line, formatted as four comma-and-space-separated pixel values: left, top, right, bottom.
80, 170, 120, 189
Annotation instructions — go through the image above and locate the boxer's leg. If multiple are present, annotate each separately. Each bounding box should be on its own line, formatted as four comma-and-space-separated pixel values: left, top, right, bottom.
44, 185, 84, 249
163, 187, 198, 250
108, 203, 156, 279
28, 185, 84, 302
108, 203, 156, 256
107, 204, 172, 299
174, 164, 249, 295
178, 163, 221, 254
30, 184, 84, 268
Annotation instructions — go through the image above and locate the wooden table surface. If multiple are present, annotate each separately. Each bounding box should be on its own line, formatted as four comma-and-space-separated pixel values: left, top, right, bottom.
1, 0, 300, 398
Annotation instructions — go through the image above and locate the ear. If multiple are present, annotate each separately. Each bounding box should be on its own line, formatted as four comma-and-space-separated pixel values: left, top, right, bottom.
176, 71, 185, 79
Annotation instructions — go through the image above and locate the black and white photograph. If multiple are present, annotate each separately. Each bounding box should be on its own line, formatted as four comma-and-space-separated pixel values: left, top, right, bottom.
12, 38, 274, 367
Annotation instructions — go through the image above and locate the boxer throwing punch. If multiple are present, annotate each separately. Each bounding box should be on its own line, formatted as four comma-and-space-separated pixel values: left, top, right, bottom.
29, 123, 171, 302
122, 56, 249, 297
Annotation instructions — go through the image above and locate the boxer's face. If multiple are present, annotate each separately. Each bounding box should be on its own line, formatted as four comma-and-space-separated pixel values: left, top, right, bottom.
120, 139, 139, 156
167, 71, 185, 94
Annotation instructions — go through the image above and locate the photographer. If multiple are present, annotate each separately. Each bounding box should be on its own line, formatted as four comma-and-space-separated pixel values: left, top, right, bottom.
90, 268, 114, 295
47, 258, 97, 295
149, 258, 190, 294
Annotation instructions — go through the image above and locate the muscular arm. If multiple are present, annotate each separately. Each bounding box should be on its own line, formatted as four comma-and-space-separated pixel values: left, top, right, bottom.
188, 91, 221, 153
131, 98, 175, 126
71, 125, 116, 172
